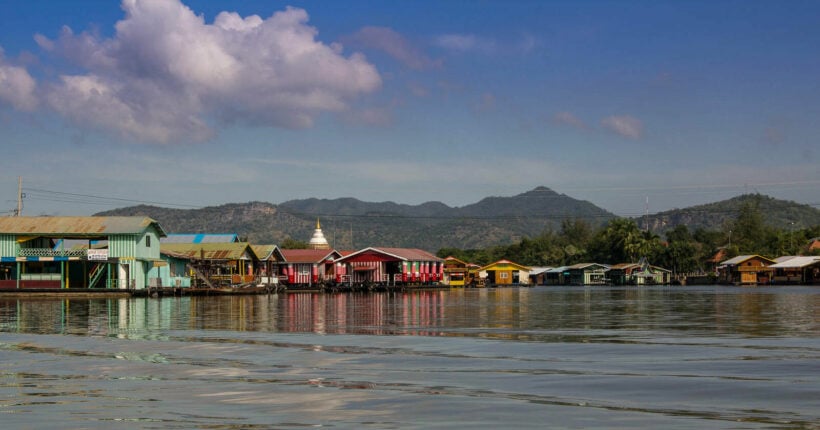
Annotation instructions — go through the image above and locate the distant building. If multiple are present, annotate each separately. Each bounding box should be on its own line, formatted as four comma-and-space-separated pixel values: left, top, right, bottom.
442, 256, 472, 287
717, 255, 775, 285
566, 263, 610, 286
472, 260, 531, 286
769, 256, 820, 284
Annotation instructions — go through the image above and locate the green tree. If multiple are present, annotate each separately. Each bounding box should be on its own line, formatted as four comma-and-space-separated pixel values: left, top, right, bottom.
280, 238, 309, 249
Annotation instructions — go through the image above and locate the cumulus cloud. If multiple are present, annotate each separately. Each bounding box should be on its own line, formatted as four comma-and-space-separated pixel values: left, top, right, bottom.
344, 26, 440, 70
601, 115, 643, 139
552, 111, 586, 130
0, 48, 38, 111
34, 0, 382, 143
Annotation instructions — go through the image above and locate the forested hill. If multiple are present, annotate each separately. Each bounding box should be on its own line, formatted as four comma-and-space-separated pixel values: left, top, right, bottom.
95, 187, 615, 250
95, 190, 818, 250
639, 194, 820, 232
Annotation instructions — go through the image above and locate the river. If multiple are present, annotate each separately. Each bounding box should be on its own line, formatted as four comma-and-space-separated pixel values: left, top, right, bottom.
1, 286, 818, 429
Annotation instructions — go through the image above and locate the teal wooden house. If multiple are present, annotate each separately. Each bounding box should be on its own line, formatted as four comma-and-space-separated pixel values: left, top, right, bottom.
0, 216, 166, 290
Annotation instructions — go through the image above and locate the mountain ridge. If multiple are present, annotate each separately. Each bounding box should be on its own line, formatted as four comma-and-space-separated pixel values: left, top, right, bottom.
94, 188, 819, 250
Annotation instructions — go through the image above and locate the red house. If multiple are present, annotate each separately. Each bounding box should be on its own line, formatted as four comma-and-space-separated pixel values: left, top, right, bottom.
334, 247, 444, 286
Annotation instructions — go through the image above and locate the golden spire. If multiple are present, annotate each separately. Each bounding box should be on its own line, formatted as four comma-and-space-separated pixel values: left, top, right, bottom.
316, 217, 321, 229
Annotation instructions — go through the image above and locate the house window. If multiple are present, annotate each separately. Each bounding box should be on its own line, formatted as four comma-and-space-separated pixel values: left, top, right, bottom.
500, 272, 509, 279
146, 235, 151, 248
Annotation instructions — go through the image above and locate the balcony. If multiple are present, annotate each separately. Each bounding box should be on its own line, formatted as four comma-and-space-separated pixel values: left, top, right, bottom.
18, 248, 88, 258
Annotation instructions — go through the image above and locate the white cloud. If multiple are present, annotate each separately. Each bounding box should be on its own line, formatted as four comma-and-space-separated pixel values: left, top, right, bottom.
552, 111, 587, 129
344, 26, 440, 70
34, 0, 382, 143
434, 33, 496, 53
601, 115, 643, 139
0, 48, 38, 111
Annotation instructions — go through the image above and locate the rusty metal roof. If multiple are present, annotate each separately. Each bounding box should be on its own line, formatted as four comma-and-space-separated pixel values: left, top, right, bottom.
251, 245, 285, 261
336, 247, 442, 263
279, 249, 341, 264
160, 242, 256, 260
0, 216, 166, 237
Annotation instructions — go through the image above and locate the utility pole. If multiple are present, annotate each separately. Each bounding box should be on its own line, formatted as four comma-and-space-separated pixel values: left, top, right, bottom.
15, 176, 22, 216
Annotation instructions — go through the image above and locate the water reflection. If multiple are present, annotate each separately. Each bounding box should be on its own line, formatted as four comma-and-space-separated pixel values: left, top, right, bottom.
1, 286, 817, 339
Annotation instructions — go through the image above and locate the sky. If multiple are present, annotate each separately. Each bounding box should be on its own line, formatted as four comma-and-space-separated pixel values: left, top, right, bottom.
1, 0, 819, 218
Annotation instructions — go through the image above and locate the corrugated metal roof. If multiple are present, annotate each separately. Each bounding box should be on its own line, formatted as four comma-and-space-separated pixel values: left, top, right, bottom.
567, 262, 610, 270
0, 216, 166, 237
335, 247, 442, 263
280, 249, 341, 263
718, 255, 775, 266
160, 242, 255, 260
769, 256, 820, 268
478, 259, 531, 272
250, 245, 284, 261
160, 233, 238, 244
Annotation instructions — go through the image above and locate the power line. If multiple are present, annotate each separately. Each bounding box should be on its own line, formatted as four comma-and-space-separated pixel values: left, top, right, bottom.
23, 187, 203, 209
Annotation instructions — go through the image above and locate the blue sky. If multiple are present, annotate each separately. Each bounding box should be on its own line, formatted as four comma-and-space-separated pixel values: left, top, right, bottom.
1, 0, 818, 218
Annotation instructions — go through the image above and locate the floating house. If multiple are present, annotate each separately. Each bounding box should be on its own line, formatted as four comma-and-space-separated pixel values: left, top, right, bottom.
566, 263, 610, 285
334, 247, 443, 286
442, 256, 472, 287
769, 256, 820, 284
608, 259, 671, 285
717, 255, 776, 285
472, 260, 531, 286
275, 249, 342, 287
159, 242, 259, 287
150, 249, 193, 288
251, 245, 285, 285
0, 216, 165, 290
528, 266, 553, 285
542, 266, 570, 285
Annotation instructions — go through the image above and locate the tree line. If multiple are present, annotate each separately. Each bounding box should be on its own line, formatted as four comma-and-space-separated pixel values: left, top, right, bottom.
437, 196, 820, 273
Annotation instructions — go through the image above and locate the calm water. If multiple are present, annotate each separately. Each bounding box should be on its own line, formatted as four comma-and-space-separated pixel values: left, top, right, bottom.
1, 286, 818, 429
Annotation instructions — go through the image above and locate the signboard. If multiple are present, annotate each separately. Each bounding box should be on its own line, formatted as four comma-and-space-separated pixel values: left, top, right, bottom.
87, 249, 109, 261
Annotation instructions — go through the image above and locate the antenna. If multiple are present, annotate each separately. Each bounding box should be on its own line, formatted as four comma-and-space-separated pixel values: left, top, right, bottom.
644, 196, 649, 231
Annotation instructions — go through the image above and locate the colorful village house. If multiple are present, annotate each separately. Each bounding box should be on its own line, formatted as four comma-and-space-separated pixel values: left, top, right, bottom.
607, 258, 671, 285
566, 263, 610, 286
151, 249, 193, 288
251, 244, 286, 286
472, 259, 532, 287
0, 216, 165, 290
159, 242, 259, 287
768, 256, 820, 284
442, 256, 472, 287
334, 247, 443, 286
275, 249, 343, 287
716, 255, 776, 285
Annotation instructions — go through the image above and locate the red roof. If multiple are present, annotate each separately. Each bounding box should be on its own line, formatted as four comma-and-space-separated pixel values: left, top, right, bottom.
336, 247, 442, 263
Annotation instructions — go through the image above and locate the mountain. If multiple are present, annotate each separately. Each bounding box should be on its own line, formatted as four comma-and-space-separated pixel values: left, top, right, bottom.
96, 187, 616, 250
639, 194, 820, 232
95, 189, 818, 250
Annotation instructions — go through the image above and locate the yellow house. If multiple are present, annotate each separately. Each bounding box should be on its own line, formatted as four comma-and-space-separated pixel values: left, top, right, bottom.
473, 259, 531, 286
443, 256, 472, 287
